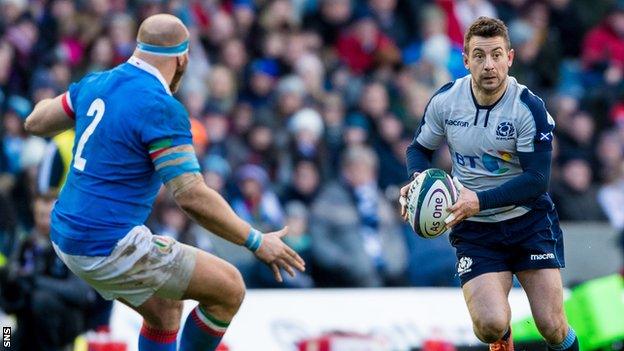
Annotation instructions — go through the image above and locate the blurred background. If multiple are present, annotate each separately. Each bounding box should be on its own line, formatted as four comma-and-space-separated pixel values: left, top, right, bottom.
0, 0, 623, 350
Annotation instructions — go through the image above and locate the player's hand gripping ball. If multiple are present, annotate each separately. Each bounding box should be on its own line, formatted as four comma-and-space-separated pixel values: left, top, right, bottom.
400, 169, 458, 238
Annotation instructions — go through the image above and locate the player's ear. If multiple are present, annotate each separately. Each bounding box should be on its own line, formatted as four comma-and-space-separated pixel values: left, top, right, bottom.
507, 48, 515, 67
462, 52, 469, 70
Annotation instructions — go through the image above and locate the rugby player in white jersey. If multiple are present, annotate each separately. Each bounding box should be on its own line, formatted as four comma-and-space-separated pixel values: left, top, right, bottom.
400, 17, 578, 351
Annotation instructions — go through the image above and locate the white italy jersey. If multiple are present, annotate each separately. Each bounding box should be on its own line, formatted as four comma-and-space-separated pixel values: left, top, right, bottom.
416, 75, 555, 222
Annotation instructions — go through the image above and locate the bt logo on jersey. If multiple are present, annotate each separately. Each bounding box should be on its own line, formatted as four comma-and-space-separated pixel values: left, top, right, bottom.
455, 152, 479, 168
455, 151, 512, 174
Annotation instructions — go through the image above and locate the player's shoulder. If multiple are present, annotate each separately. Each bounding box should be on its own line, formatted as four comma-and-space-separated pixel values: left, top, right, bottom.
509, 77, 552, 124
70, 70, 107, 96
147, 92, 186, 118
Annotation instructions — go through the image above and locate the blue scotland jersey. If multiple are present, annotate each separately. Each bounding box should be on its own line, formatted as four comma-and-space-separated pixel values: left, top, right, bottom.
414, 75, 555, 222
51, 57, 194, 256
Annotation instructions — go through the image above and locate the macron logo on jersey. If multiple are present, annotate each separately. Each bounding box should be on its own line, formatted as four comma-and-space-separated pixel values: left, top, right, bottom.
445, 119, 470, 128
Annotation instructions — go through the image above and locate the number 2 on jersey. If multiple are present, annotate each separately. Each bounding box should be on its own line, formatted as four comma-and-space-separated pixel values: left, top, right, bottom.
74, 98, 105, 171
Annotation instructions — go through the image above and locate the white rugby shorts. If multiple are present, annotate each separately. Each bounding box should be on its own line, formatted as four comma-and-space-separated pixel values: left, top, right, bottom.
53, 225, 197, 307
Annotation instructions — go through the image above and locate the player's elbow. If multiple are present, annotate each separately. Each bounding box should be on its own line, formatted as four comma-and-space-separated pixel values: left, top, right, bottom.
172, 178, 209, 215
174, 186, 200, 212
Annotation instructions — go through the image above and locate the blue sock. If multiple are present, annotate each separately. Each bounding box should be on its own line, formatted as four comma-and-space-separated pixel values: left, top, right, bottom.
138, 323, 178, 351
548, 326, 579, 351
179, 305, 230, 351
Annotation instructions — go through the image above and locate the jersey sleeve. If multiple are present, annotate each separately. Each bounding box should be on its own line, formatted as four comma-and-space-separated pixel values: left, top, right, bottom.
140, 97, 199, 183
415, 94, 446, 150
63, 73, 98, 119
140, 97, 194, 149
61, 80, 84, 119
516, 89, 555, 153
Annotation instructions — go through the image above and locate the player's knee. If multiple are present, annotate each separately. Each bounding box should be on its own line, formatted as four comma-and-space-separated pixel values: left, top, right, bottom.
473, 317, 509, 343
222, 267, 246, 312
197, 264, 246, 315
535, 316, 568, 344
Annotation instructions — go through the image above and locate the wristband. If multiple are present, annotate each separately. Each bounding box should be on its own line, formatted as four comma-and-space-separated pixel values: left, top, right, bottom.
244, 228, 263, 252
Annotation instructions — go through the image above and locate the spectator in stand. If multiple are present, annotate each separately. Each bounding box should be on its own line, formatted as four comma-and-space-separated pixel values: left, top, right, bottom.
551, 158, 607, 221
203, 105, 230, 157
84, 36, 116, 74
373, 113, 408, 191
189, 117, 208, 161
321, 93, 346, 177
295, 53, 326, 103
454, 0, 498, 33
310, 145, 407, 287
582, 1, 624, 87
0, 191, 17, 259
359, 81, 390, 124
595, 131, 624, 183
202, 154, 232, 199
275, 75, 307, 125
549, 0, 586, 59
2, 95, 32, 175
280, 159, 321, 206
232, 164, 284, 233
367, 0, 413, 47
335, 12, 401, 74
556, 111, 596, 163
0, 193, 97, 351
240, 58, 279, 109
283, 107, 329, 182
108, 13, 136, 64
598, 165, 624, 231
508, 0, 562, 91
220, 38, 249, 76
343, 112, 371, 147
303, 0, 352, 46
243, 123, 281, 178
206, 65, 238, 114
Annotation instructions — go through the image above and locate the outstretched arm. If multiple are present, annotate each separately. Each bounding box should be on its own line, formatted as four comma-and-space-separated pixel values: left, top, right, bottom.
24, 93, 75, 137
154, 145, 305, 282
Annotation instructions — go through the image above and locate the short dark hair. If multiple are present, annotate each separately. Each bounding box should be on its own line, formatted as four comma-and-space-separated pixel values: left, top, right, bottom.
463, 17, 510, 54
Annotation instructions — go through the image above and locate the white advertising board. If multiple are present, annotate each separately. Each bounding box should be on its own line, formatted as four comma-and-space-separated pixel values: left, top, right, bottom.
110, 288, 534, 351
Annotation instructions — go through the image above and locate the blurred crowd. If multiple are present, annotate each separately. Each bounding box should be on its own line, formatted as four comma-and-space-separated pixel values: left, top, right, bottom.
1, 0, 624, 302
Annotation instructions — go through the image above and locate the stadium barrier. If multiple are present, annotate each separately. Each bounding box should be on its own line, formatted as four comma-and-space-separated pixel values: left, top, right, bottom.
559, 223, 622, 287
110, 288, 534, 350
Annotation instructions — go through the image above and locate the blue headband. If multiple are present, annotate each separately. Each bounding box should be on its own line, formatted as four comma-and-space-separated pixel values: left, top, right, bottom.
136, 39, 189, 56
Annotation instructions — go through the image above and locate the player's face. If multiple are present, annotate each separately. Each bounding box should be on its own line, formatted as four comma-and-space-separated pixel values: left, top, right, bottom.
464, 36, 514, 94
170, 52, 189, 93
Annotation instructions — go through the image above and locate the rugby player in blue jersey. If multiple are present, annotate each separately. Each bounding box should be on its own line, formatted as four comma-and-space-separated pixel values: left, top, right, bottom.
400, 17, 578, 351
25, 14, 305, 351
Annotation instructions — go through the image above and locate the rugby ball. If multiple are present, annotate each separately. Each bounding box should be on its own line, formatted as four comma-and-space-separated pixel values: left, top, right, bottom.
405, 168, 458, 238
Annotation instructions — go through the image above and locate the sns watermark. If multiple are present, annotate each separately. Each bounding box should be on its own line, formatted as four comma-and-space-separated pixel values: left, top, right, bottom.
3, 326, 10, 348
